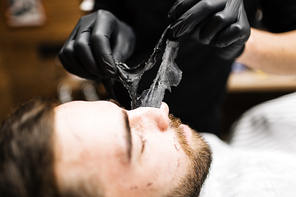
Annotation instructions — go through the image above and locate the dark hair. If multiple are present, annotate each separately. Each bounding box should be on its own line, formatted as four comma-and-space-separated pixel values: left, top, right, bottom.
0, 98, 59, 197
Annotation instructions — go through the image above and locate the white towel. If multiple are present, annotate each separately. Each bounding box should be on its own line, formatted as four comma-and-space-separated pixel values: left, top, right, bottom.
200, 92, 296, 197
201, 133, 296, 197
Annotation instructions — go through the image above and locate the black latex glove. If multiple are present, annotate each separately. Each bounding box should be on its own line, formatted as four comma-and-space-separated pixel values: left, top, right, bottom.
59, 10, 135, 80
168, 0, 250, 59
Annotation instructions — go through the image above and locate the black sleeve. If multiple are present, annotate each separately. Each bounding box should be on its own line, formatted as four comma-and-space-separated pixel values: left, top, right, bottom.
260, 0, 296, 32
93, 0, 127, 18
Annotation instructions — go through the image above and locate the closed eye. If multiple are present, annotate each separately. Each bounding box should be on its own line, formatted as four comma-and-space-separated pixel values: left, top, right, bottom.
122, 110, 132, 161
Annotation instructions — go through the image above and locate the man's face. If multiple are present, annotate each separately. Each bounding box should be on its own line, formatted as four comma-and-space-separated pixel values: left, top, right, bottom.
54, 101, 211, 197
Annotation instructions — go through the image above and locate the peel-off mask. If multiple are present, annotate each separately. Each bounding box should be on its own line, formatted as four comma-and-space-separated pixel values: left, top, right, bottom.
116, 27, 182, 109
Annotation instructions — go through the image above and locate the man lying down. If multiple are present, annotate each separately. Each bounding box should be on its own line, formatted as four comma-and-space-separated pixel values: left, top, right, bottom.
2, 95, 296, 197
0, 98, 211, 197
2, 32, 296, 197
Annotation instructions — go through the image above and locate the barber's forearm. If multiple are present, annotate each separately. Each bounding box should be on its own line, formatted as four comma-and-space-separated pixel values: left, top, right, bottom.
236, 28, 296, 75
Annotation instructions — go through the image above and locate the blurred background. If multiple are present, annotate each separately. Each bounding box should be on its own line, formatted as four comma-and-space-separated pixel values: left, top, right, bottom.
0, 0, 107, 122
0, 0, 296, 137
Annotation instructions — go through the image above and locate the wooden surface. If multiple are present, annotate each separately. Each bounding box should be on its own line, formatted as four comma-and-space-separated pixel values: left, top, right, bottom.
0, 1, 82, 44
0, 1, 82, 121
228, 70, 296, 92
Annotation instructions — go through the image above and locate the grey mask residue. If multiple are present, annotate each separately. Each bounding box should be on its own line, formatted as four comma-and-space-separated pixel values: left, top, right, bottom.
115, 27, 182, 109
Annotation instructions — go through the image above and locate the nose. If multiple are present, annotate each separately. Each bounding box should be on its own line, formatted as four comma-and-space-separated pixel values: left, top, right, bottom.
127, 102, 170, 132
160, 102, 169, 116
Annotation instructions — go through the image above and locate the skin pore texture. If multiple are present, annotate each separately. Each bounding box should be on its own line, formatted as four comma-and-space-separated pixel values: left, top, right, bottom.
53, 101, 211, 197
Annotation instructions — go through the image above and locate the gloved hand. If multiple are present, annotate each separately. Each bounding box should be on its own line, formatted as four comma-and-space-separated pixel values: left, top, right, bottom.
168, 0, 250, 60
59, 10, 135, 80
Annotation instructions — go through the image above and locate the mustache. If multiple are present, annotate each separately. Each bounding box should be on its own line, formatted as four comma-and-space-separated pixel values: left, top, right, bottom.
169, 114, 194, 158
168, 114, 182, 128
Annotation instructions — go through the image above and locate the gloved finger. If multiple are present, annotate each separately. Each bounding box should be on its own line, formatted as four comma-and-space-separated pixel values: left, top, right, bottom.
61, 40, 97, 79
58, 19, 81, 74
213, 42, 245, 60
91, 10, 117, 78
188, 18, 208, 41
112, 22, 135, 62
59, 16, 94, 78
168, 0, 199, 22
76, 12, 96, 36
74, 30, 106, 77
199, 7, 238, 45
63, 19, 81, 47
58, 52, 78, 76
170, 1, 225, 38
59, 54, 97, 81
214, 24, 242, 47
215, 7, 250, 47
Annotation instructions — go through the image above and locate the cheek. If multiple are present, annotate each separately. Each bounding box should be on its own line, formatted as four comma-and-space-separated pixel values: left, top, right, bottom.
100, 155, 132, 189
110, 133, 189, 196
131, 155, 183, 194
140, 135, 185, 179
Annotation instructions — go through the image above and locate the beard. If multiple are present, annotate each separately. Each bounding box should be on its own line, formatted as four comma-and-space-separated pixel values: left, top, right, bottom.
166, 114, 212, 197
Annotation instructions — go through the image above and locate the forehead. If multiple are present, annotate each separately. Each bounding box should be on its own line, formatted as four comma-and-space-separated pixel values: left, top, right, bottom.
55, 101, 131, 172
54, 100, 127, 142
55, 100, 119, 114
54, 100, 128, 159
53, 100, 130, 184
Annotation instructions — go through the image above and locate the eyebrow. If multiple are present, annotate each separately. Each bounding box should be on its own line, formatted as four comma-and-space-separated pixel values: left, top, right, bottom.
122, 110, 132, 161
